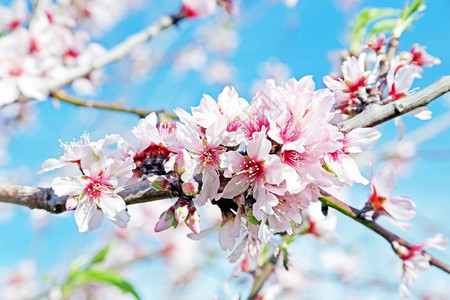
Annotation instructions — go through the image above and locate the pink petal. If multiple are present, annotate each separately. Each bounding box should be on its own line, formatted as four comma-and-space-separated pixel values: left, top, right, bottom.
222, 174, 250, 199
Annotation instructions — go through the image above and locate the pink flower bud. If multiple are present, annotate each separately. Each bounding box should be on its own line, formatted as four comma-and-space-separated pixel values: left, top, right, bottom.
174, 199, 189, 223
147, 175, 170, 191
174, 149, 192, 176
185, 206, 200, 234
154, 207, 176, 232
182, 181, 198, 196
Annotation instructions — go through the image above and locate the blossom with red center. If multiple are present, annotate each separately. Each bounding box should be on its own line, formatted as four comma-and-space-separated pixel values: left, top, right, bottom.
394, 234, 447, 299
182, 0, 217, 18
176, 111, 228, 205
365, 166, 416, 230
407, 44, 441, 67
221, 132, 299, 221
323, 53, 376, 109
365, 34, 386, 54
324, 128, 381, 185
242, 111, 270, 139
387, 60, 422, 102
51, 139, 135, 232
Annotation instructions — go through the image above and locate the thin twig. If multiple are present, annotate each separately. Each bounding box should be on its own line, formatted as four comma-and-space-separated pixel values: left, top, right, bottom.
50, 89, 177, 119
247, 254, 279, 300
337, 75, 450, 132
318, 188, 450, 274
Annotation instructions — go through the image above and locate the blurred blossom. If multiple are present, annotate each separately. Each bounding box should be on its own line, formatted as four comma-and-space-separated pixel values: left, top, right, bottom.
1, 259, 43, 300
174, 46, 208, 74
202, 60, 234, 85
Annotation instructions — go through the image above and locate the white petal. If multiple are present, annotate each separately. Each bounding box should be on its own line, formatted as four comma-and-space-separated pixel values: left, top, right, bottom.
247, 131, 271, 160
198, 167, 219, 205
39, 158, 66, 174
222, 174, 250, 199
0, 79, 19, 105
18, 76, 48, 100
98, 194, 129, 227
384, 196, 416, 220
88, 210, 104, 230
75, 201, 97, 232
345, 128, 381, 153
52, 176, 85, 197
408, 106, 432, 120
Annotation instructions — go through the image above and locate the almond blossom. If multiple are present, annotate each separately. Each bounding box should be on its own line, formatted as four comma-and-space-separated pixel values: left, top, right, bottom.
324, 127, 381, 185
393, 234, 447, 299
403, 44, 441, 67
182, 0, 217, 18
364, 166, 416, 230
386, 59, 431, 139
221, 131, 299, 220
40, 133, 121, 173
323, 53, 376, 114
52, 144, 135, 232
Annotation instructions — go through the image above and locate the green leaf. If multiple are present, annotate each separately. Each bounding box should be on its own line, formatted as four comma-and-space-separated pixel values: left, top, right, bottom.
369, 19, 398, 35
72, 270, 141, 299
350, 8, 400, 51
247, 215, 261, 226
88, 243, 113, 267
401, 0, 425, 21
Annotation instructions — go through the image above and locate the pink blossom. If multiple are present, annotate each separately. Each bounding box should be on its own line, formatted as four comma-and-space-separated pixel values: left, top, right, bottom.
182, 0, 217, 18
387, 61, 422, 102
39, 133, 121, 173
0, 29, 49, 105
405, 44, 441, 67
51, 141, 135, 232
365, 34, 386, 54
366, 166, 416, 230
176, 109, 227, 205
0, 0, 28, 31
323, 53, 376, 103
394, 234, 447, 299
221, 131, 299, 220
324, 128, 381, 185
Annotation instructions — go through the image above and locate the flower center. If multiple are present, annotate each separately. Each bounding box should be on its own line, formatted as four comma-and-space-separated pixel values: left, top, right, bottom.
238, 157, 264, 182
369, 188, 386, 211
83, 173, 113, 199
200, 145, 223, 167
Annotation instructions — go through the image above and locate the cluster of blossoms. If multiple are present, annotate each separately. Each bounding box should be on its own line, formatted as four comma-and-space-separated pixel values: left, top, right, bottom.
0, 0, 138, 106
0, 0, 237, 107
41, 74, 448, 298
43, 76, 383, 246
323, 34, 440, 138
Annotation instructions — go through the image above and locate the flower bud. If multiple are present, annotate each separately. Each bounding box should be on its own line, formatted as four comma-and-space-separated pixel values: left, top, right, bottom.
147, 175, 170, 191
174, 149, 192, 176
174, 199, 190, 224
154, 206, 177, 232
182, 180, 198, 196
185, 206, 200, 234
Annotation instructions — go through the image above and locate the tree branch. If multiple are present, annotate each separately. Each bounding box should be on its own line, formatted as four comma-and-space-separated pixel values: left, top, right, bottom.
337, 75, 450, 132
247, 254, 279, 300
0, 181, 174, 213
50, 89, 178, 119
318, 188, 450, 274
46, 13, 183, 91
